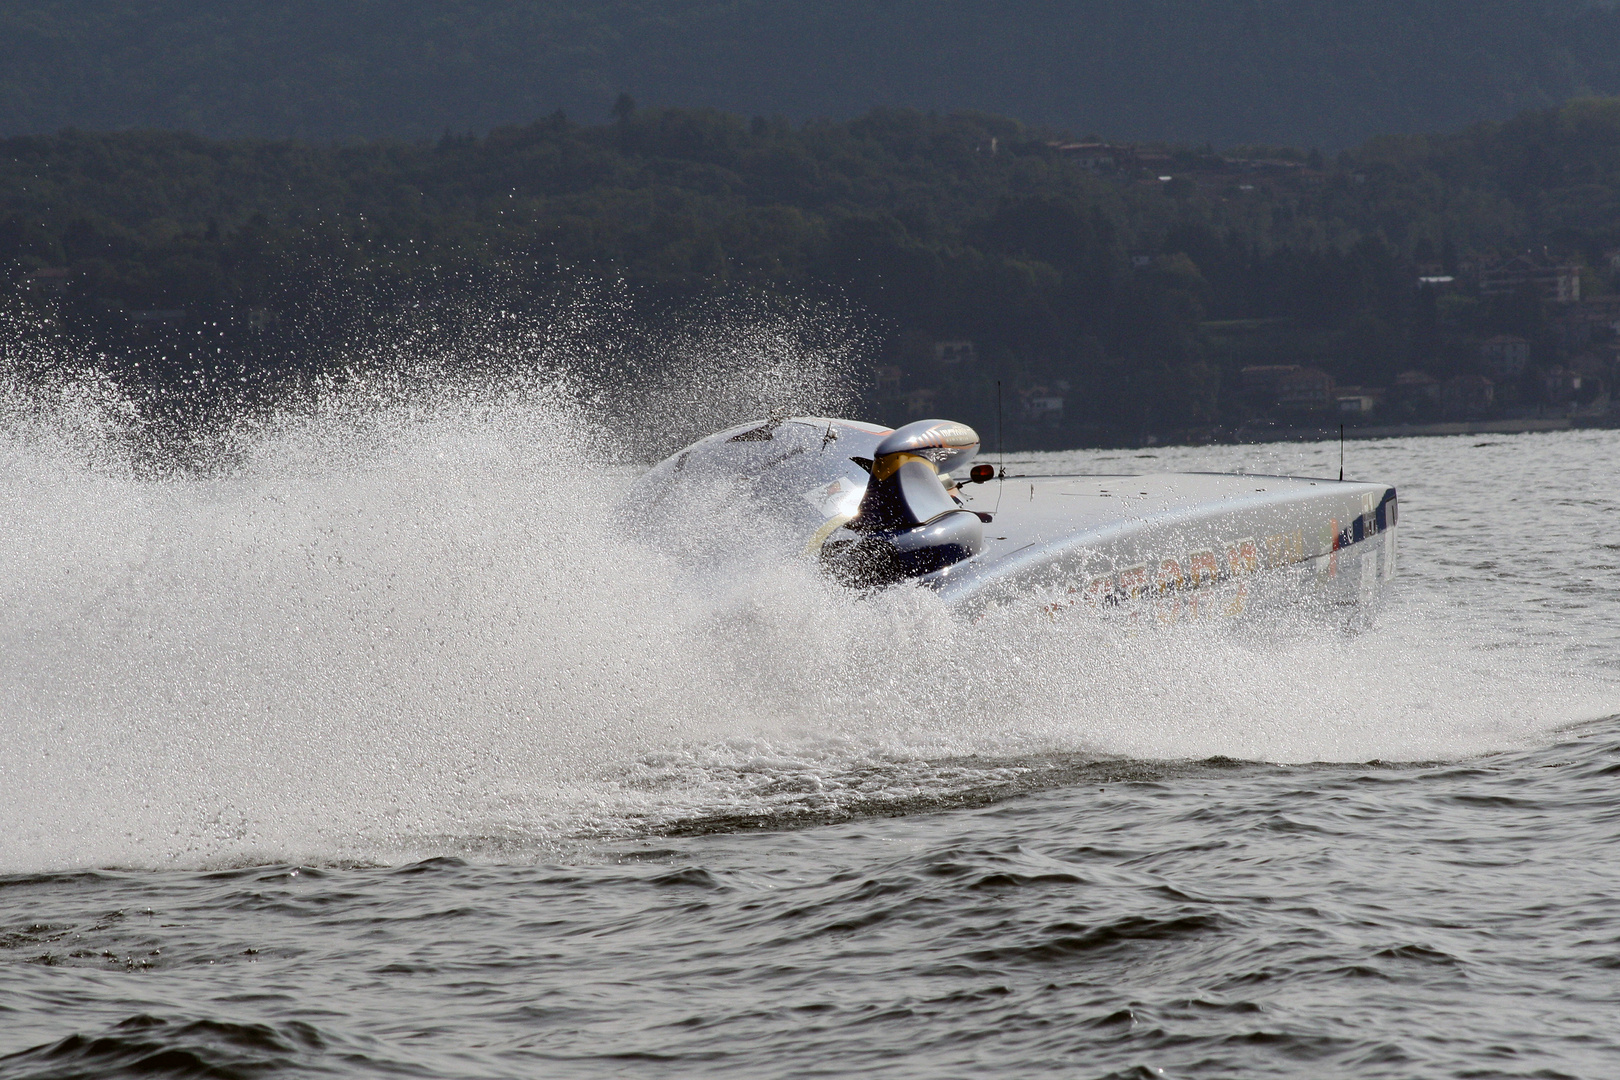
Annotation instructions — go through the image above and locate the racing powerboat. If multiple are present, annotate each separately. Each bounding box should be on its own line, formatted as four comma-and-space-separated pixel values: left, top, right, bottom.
629, 414, 1397, 619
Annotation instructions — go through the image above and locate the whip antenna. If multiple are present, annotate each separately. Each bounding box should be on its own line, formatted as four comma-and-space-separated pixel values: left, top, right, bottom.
996, 380, 1005, 478
1339, 423, 1345, 482
993, 379, 1006, 513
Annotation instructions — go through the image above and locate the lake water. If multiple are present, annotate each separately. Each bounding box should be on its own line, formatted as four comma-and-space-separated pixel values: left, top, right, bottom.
2, 380, 1618, 1078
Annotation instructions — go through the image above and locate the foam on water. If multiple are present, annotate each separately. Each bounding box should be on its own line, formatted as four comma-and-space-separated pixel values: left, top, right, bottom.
1, 307, 1614, 872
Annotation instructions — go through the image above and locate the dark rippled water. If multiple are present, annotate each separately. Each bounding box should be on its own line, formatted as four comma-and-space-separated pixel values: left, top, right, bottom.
8, 733, 1620, 1079
4, 417, 1618, 1079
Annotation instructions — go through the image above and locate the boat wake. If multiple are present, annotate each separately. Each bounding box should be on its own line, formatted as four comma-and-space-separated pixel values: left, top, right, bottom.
0, 300, 1610, 872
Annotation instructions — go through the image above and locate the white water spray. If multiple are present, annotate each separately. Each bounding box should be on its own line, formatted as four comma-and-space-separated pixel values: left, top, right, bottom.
1, 305, 1613, 872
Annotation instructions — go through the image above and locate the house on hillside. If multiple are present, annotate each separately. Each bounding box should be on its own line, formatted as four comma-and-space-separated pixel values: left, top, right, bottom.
1241, 364, 1335, 411
1476, 252, 1581, 303
1021, 386, 1065, 422
1334, 386, 1384, 415
1241, 364, 1300, 395
1480, 334, 1529, 379
1276, 367, 1334, 411
931, 340, 976, 366
1386, 370, 1441, 416
1050, 142, 1128, 170
1136, 152, 1175, 175
1392, 369, 1441, 402
903, 386, 939, 416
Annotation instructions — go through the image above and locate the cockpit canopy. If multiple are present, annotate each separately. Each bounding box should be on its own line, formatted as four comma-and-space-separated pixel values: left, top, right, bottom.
626, 415, 986, 586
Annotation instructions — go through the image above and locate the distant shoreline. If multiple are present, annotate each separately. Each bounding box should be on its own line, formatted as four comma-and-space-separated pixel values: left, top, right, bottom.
1235, 417, 1618, 443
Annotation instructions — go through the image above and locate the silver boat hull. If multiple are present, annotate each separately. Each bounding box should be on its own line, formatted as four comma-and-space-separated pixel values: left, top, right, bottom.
628, 416, 1397, 620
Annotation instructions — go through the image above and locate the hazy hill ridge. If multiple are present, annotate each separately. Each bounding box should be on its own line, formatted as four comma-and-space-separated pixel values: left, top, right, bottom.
6, 99, 1620, 443
4, 1, 1620, 147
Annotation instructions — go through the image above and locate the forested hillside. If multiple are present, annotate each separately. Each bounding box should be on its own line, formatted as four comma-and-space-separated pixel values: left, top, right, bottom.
3, 1, 1620, 147
5, 99, 1620, 445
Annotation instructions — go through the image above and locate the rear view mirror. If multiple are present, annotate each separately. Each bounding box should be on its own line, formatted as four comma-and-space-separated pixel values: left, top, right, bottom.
969, 464, 996, 483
